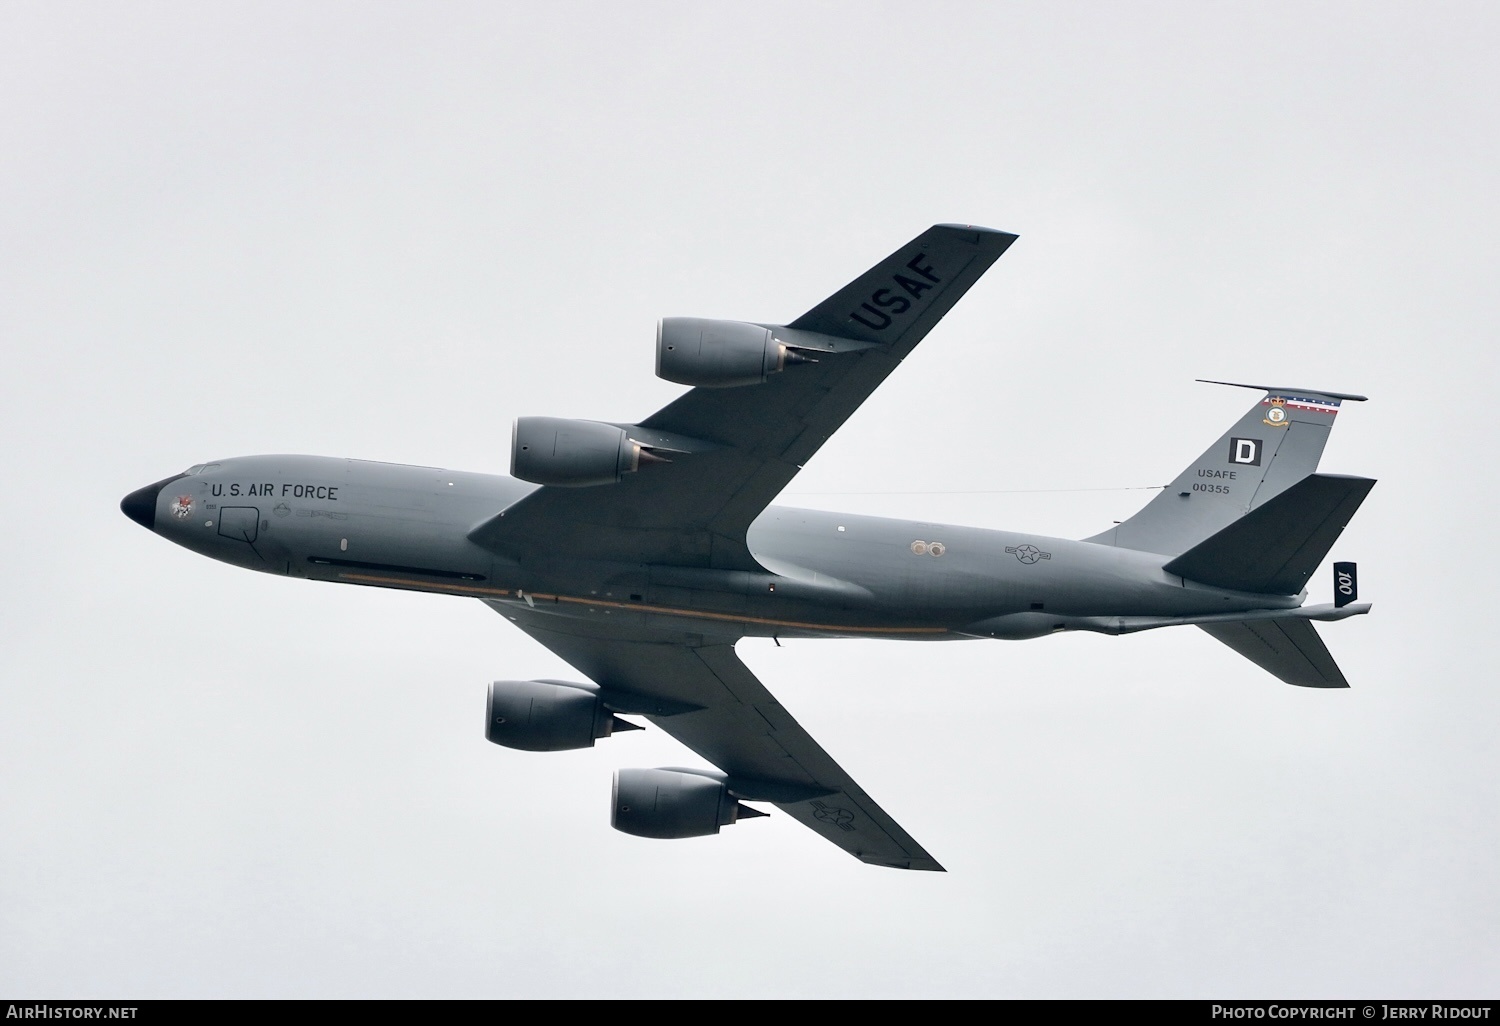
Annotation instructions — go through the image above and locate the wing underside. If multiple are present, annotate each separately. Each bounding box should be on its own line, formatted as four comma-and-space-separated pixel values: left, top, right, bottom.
489, 603, 943, 871
469, 226, 1019, 869
469, 224, 1017, 571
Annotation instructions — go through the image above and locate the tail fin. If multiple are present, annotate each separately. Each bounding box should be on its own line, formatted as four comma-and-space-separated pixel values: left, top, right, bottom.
1198, 619, 1349, 688
1086, 381, 1367, 556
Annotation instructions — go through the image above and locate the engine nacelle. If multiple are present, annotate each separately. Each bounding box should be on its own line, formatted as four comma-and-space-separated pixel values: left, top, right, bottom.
511, 417, 659, 487
612, 767, 764, 839
486, 679, 618, 752
656, 317, 811, 388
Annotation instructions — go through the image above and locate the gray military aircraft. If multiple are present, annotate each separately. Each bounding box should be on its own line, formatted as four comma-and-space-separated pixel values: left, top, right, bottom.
121, 225, 1373, 871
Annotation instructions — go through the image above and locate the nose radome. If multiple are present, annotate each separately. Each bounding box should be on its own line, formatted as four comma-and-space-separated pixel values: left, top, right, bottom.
120, 475, 186, 531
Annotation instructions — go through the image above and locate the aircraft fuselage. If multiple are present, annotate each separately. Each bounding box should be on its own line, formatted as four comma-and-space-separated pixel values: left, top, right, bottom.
124, 454, 1299, 643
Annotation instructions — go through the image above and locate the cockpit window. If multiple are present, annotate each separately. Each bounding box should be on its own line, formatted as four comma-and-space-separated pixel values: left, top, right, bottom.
184, 463, 221, 476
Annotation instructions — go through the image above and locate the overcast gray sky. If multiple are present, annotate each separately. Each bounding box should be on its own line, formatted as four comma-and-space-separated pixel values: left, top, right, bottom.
3, 1, 1497, 998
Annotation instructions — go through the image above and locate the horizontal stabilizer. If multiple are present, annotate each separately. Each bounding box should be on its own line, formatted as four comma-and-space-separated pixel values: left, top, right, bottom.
1163, 474, 1375, 594
1199, 618, 1349, 688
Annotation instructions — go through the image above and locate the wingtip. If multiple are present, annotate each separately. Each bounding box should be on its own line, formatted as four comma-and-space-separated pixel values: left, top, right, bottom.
934, 222, 1019, 241
862, 854, 946, 872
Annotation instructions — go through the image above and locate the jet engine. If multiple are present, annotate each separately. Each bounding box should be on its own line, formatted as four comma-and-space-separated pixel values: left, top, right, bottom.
655, 318, 814, 388
510, 417, 667, 487
485, 679, 639, 752
611, 767, 767, 839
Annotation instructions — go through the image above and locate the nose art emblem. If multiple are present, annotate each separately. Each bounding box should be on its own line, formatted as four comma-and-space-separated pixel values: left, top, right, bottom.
171, 495, 194, 519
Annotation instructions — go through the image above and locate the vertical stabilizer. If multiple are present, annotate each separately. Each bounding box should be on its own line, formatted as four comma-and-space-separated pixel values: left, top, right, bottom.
1086, 382, 1366, 556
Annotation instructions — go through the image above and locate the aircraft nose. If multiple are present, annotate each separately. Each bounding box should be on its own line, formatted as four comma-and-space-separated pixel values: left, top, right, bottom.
120, 475, 184, 531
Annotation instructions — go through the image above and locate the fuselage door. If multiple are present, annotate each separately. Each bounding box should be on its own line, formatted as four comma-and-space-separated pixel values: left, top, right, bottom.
217, 506, 260, 543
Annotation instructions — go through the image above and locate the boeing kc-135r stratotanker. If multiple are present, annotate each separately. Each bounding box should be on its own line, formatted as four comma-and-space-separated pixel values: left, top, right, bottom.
121, 225, 1374, 871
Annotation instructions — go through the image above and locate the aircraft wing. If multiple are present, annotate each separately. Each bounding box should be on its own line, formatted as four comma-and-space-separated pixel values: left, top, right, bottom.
470, 224, 1017, 570
489, 603, 944, 871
